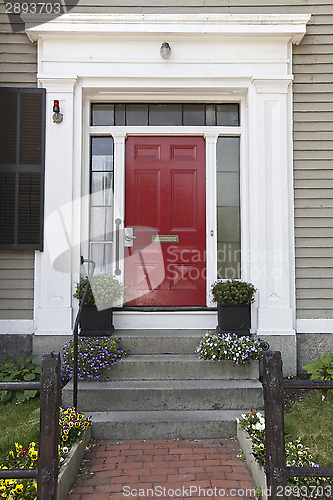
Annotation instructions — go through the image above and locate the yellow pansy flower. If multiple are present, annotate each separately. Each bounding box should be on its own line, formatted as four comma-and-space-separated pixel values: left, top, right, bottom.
15, 484, 24, 494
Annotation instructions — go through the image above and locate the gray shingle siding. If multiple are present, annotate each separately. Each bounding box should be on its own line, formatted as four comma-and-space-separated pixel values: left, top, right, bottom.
0, 251, 34, 320
0, 10, 37, 320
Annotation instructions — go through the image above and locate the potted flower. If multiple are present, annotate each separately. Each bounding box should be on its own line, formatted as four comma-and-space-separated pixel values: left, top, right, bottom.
73, 274, 126, 336
211, 279, 256, 336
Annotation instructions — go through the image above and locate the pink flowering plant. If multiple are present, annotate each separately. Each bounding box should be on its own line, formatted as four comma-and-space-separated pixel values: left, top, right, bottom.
196, 332, 265, 365
62, 336, 127, 381
238, 410, 327, 490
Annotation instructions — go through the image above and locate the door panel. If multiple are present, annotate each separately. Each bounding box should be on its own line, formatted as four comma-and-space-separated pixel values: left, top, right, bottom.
171, 171, 197, 229
125, 136, 206, 306
135, 170, 160, 227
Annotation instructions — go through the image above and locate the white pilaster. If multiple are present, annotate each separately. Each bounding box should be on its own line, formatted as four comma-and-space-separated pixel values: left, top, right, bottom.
248, 77, 296, 336
204, 132, 218, 305
34, 76, 78, 335
113, 133, 126, 290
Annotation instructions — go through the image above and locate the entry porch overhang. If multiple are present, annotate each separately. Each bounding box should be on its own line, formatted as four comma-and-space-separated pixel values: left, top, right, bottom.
22, 13, 311, 341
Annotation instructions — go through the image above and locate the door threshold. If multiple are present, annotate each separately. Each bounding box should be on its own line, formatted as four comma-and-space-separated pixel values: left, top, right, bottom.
114, 306, 217, 312
113, 308, 217, 330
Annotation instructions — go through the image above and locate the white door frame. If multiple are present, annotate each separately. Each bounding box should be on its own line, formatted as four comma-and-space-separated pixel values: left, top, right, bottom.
86, 119, 244, 310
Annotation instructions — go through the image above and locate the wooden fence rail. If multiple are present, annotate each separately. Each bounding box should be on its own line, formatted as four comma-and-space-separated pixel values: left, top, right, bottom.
263, 351, 333, 500
0, 352, 60, 500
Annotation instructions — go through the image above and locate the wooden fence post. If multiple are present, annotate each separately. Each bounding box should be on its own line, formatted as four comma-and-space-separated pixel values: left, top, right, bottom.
263, 351, 287, 500
38, 352, 60, 500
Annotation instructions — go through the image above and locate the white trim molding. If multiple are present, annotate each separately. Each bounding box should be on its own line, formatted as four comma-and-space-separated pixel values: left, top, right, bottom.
0, 321, 35, 334
297, 319, 333, 334
34, 76, 78, 336
24, 13, 311, 45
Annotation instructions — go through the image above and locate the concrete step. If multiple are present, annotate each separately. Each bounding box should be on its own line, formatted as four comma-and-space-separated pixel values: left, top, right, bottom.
103, 355, 260, 381
117, 329, 208, 355
63, 379, 263, 411
65, 329, 263, 441
89, 410, 243, 440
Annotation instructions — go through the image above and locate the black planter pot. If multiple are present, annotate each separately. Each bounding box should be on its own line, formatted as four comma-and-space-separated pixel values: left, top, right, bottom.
79, 305, 114, 337
216, 303, 251, 336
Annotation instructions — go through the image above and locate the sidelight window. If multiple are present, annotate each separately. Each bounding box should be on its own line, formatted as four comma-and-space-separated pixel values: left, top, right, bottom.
216, 136, 241, 279
90, 136, 114, 273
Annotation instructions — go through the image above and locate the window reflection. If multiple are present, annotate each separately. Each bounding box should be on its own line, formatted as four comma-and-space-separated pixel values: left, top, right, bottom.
216, 136, 240, 279
91, 103, 240, 127
90, 136, 114, 273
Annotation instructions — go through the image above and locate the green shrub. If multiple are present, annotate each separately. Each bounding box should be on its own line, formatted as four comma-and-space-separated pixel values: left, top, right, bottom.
0, 355, 41, 404
211, 279, 256, 304
302, 352, 333, 381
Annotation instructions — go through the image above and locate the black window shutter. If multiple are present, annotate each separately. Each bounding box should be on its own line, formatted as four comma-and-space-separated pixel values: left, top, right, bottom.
0, 88, 45, 250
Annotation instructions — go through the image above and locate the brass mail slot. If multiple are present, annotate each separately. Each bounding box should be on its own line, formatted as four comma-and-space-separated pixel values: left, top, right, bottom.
152, 235, 179, 243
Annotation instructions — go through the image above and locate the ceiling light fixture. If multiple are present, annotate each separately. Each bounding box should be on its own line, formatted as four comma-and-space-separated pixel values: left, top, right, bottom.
160, 42, 171, 59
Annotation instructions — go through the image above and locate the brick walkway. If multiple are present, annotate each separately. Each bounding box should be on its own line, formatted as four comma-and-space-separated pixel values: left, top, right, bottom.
68, 438, 257, 500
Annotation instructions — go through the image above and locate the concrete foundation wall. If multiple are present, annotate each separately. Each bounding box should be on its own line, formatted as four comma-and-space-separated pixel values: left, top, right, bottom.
32, 335, 70, 365
0, 333, 33, 362
297, 333, 333, 373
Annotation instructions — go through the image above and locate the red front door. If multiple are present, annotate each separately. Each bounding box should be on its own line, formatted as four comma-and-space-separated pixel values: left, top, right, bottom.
124, 136, 206, 306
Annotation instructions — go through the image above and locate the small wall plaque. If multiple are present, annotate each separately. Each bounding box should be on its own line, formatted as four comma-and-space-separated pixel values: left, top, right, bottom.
152, 235, 179, 243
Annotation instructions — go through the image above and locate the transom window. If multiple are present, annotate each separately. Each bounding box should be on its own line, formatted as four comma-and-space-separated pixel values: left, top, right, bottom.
91, 103, 240, 127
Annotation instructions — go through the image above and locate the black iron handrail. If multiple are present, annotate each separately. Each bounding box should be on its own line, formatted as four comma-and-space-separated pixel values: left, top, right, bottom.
72, 256, 96, 409
0, 352, 60, 500
263, 351, 333, 500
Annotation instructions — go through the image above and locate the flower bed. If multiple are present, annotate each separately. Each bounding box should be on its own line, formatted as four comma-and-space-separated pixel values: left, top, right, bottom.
237, 410, 328, 498
62, 336, 127, 381
0, 407, 92, 500
196, 332, 265, 365
237, 423, 269, 500
57, 426, 90, 500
